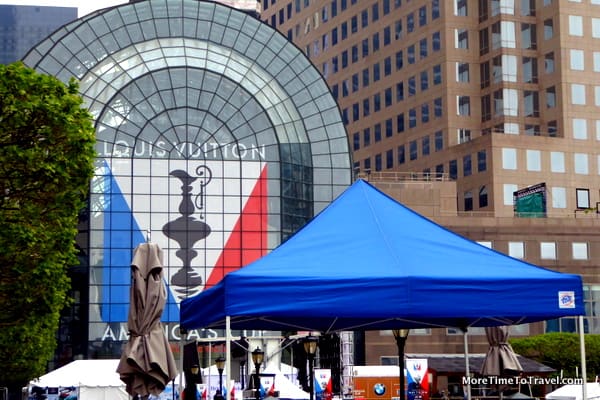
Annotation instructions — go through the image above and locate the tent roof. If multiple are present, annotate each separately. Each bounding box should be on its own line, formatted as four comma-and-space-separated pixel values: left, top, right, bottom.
180, 179, 584, 333
546, 383, 600, 400
30, 359, 124, 388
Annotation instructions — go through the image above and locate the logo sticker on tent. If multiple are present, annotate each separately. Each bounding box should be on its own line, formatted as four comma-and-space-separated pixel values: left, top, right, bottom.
559, 291, 575, 308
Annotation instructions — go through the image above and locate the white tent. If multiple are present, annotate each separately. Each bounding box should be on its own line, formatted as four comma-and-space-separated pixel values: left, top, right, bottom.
29, 359, 128, 400
262, 365, 309, 400
546, 383, 600, 400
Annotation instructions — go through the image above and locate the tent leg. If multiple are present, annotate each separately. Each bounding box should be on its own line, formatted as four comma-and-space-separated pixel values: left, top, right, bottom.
226, 316, 232, 400
462, 328, 471, 400
579, 315, 587, 400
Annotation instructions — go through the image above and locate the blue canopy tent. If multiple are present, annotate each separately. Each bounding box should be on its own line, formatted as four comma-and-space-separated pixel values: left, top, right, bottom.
180, 179, 586, 398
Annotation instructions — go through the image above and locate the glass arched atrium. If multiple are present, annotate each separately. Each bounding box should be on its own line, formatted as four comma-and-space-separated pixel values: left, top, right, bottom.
23, 0, 351, 356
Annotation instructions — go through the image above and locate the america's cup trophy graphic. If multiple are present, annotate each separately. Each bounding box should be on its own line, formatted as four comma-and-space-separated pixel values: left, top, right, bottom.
162, 166, 212, 300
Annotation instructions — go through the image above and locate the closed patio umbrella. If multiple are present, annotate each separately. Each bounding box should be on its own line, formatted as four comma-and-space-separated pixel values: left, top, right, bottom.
480, 325, 523, 376
117, 242, 178, 399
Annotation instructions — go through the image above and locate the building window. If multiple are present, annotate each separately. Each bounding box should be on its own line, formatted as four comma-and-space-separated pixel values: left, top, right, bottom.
421, 103, 429, 123
545, 52, 555, 73
573, 118, 587, 140
548, 121, 558, 137
544, 18, 554, 40
455, 0, 467, 16
502, 148, 517, 170
397, 113, 404, 132
422, 136, 430, 156
375, 153, 382, 171
571, 84, 586, 105
521, 0, 535, 16
421, 70, 429, 90
572, 242, 588, 260
398, 145, 405, 164
433, 64, 442, 84
458, 96, 470, 116
551, 187, 567, 208
508, 242, 525, 259
456, 29, 469, 49
458, 129, 471, 143
574, 153, 589, 175
546, 86, 556, 108
434, 98, 443, 118
408, 76, 416, 96
457, 63, 469, 82
386, 149, 393, 169
576, 188, 590, 209
420, 38, 428, 59
479, 27, 489, 55
480, 62, 490, 88
463, 154, 472, 176
523, 57, 538, 83
504, 184, 518, 205
479, 0, 488, 22
569, 15, 584, 36
419, 5, 427, 25
550, 152, 565, 173
524, 91, 539, 117
449, 159, 458, 179
408, 45, 415, 64
409, 140, 418, 160
521, 23, 537, 49
526, 150, 541, 171
409, 108, 417, 128
477, 151, 487, 173
435, 131, 443, 151
570, 49, 585, 71
432, 31, 441, 51
464, 190, 473, 211
363, 128, 371, 146
479, 186, 488, 207
481, 95, 491, 122
540, 242, 557, 260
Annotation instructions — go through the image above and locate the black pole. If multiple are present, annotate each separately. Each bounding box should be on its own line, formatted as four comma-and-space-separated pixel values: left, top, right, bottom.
219, 369, 224, 399
396, 337, 407, 400
254, 363, 261, 400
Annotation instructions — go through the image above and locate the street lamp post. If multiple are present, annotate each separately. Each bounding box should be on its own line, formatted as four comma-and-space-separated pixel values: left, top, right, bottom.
215, 356, 226, 400
251, 347, 265, 400
303, 336, 318, 400
392, 329, 410, 400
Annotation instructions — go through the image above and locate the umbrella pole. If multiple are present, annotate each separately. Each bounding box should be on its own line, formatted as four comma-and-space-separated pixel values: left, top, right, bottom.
462, 328, 471, 400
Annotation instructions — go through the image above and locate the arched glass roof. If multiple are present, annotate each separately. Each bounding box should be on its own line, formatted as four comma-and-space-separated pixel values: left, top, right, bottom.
22, 0, 351, 210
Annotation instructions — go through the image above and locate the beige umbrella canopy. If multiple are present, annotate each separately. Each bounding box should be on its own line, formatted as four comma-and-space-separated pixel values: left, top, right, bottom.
480, 326, 523, 376
117, 242, 178, 399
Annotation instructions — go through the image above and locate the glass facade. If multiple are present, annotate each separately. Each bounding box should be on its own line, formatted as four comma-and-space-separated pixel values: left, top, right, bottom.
23, 0, 351, 359
0, 5, 77, 64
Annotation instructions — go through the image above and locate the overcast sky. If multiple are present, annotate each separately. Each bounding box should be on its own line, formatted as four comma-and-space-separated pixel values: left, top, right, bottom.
0, 0, 129, 17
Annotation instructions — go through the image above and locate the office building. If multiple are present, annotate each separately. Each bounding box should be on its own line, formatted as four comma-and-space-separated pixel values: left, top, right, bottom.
260, 0, 600, 371
0, 5, 77, 64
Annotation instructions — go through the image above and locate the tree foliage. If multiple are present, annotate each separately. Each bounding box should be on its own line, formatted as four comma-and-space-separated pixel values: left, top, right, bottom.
510, 332, 600, 379
0, 62, 96, 391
